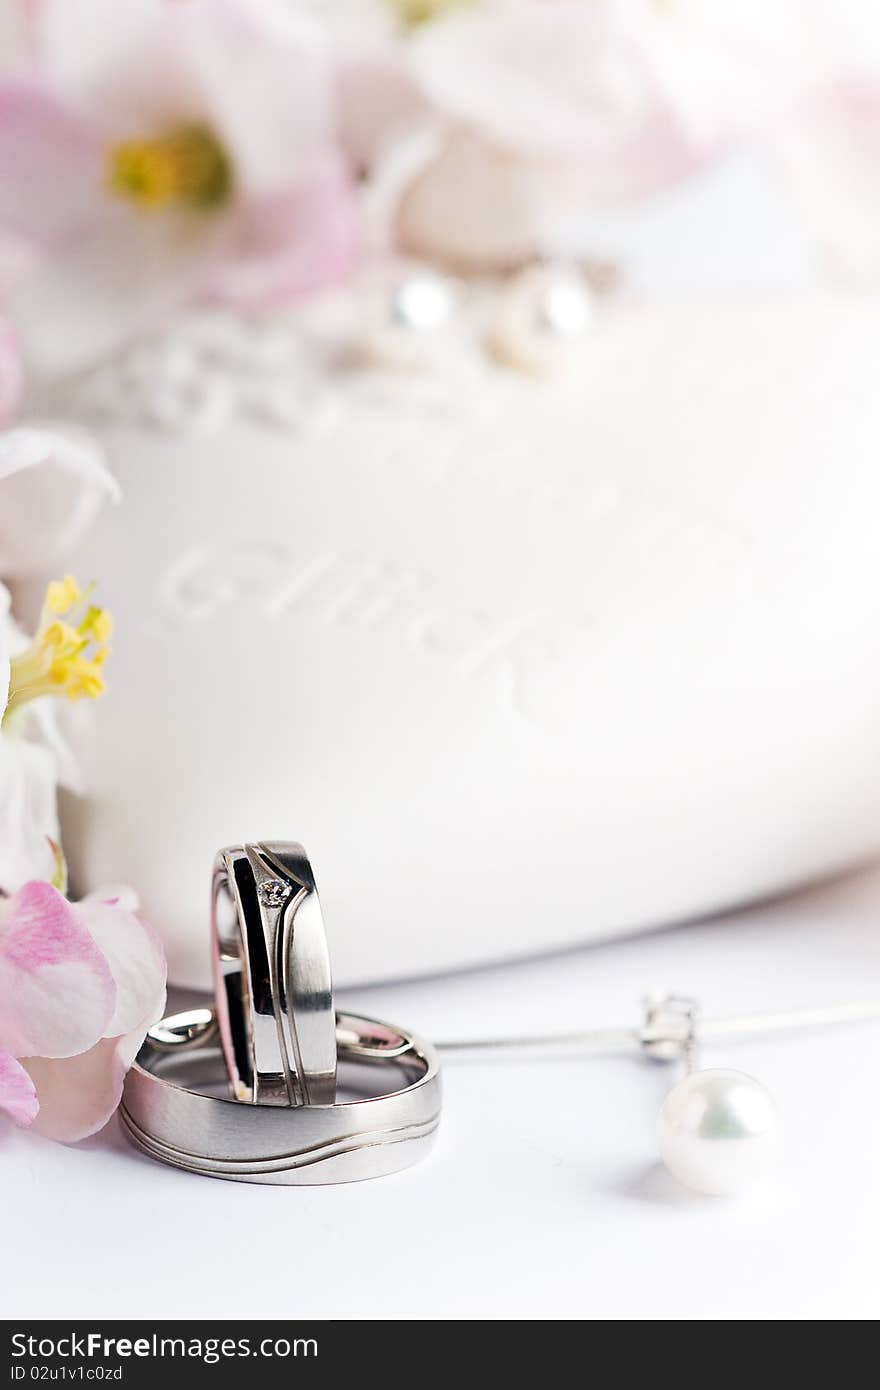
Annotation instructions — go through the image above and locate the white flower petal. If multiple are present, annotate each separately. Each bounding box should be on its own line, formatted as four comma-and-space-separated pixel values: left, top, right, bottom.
81, 883, 140, 913
0, 423, 118, 575
0, 737, 59, 894
14, 697, 84, 795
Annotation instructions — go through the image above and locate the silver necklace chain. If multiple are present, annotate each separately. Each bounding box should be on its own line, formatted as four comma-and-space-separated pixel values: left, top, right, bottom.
436, 998, 880, 1060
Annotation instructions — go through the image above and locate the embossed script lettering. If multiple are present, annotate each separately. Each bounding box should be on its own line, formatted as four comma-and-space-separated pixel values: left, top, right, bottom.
159, 545, 588, 718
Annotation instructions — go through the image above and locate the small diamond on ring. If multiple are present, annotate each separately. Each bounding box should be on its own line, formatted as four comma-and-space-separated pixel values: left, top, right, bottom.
257, 879, 288, 909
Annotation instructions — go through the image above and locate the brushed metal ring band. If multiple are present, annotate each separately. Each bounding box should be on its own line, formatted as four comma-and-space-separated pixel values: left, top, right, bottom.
120, 1008, 441, 1185
212, 842, 335, 1106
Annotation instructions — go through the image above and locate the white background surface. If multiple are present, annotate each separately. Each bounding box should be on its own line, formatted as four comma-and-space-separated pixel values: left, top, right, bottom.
5, 862, 880, 1321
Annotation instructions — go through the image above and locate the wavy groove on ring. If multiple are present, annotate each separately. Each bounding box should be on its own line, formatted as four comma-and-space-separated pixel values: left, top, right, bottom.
119, 1106, 440, 1178
122, 1008, 441, 1184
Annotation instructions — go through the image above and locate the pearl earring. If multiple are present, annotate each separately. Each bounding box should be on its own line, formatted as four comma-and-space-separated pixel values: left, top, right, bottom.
643, 996, 779, 1197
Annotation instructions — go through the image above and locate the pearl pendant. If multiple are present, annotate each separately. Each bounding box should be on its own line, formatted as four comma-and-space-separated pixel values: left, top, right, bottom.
658, 1068, 779, 1196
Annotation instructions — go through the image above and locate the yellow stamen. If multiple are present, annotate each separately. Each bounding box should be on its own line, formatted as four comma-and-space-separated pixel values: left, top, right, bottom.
45, 574, 83, 615
81, 606, 113, 645
108, 123, 232, 212
390, 0, 478, 29
3, 576, 112, 726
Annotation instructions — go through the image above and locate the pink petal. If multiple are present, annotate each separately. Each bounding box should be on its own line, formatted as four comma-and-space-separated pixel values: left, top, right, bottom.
33, 0, 335, 162
36, 2, 222, 140
403, 3, 762, 212
641, 0, 869, 150
774, 80, 880, 282
8, 207, 225, 375
30, 0, 156, 62
408, 4, 664, 156
0, 881, 115, 1059
0, 1047, 38, 1128
187, 0, 337, 197
27, 1, 173, 130
0, 233, 39, 302
22, 901, 165, 1140
204, 166, 359, 309
337, 45, 427, 175
71, 898, 166, 1040
0, 1, 32, 66
0, 738, 59, 896
23, 1036, 125, 1141
0, 80, 102, 245
0, 319, 23, 427
0, 424, 119, 576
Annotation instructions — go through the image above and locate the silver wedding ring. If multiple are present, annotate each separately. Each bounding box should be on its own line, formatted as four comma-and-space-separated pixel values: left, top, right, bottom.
212, 842, 335, 1106
121, 839, 442, 1184
120, 1007, 440, 1184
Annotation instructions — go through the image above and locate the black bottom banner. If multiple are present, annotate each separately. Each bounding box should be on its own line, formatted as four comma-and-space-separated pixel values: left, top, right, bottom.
2, 1319, 575, 1383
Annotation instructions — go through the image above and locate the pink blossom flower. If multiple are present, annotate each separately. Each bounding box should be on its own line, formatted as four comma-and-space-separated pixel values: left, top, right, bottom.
0, 438, 159, 1141
342, 0, 748, 268
0, 0, 358, 375
0, 880, 166, 1139
347, 0, 880, 272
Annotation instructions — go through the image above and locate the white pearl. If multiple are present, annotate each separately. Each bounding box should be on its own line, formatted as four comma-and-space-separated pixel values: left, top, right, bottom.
357, 268, 459, 371
389, 274, 455, 333
488, 264, 594, 375
658, 1068, 779, 1197
535, 278, 593, 338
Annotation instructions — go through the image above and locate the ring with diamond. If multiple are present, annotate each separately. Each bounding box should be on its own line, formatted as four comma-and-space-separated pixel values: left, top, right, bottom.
212, 842, 336, 1106
120, 1007, 441, 1185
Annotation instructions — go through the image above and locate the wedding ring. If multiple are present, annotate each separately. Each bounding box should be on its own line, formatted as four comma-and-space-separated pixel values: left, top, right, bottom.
212, 842, 335, 1106
120, 1008, 441, 1184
